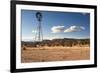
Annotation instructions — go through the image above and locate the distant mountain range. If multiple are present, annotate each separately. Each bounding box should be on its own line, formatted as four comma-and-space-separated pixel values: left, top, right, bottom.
22, 38, 90, 47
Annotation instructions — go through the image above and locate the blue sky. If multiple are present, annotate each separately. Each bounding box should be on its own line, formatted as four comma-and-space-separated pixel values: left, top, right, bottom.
21, 10, 90, 41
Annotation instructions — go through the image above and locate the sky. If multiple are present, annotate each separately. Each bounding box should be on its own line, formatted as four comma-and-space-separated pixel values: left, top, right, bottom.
21, 10, 90, 41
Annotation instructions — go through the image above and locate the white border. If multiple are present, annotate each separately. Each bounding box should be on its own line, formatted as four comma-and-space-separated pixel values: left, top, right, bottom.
16, 4, 94, 69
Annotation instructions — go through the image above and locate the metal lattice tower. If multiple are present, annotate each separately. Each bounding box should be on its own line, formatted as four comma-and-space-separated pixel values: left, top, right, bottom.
35, 12, 43, 42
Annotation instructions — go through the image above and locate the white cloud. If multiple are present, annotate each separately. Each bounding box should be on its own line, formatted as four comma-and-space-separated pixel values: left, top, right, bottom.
22, 36, 33, 41
82, 13, 88, 15
44, 35, 63, 40
32, 30, 37, 33
64, 26, 85, 33
51, 25, 85, 33
51, 26, 65, 33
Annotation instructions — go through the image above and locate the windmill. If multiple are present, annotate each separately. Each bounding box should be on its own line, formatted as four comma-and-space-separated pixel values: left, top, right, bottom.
34, 12, 43, 47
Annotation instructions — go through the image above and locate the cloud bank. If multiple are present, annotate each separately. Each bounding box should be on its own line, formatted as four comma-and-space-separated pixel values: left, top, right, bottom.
51, 26, 65, 33
64, 26, 85, 32
51, 25, 85, 33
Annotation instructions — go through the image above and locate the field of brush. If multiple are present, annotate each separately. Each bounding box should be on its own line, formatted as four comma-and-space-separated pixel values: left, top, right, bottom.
21, 46, 90, 63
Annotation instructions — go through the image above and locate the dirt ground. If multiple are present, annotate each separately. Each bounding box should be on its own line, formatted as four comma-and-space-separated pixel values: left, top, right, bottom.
21, 46, 90, 63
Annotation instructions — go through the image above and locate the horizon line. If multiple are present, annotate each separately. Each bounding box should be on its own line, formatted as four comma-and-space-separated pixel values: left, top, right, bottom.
22, 37, 90, 42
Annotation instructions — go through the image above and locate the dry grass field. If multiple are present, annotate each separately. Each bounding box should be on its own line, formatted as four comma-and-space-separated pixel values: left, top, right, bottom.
21, 46, 90, 63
